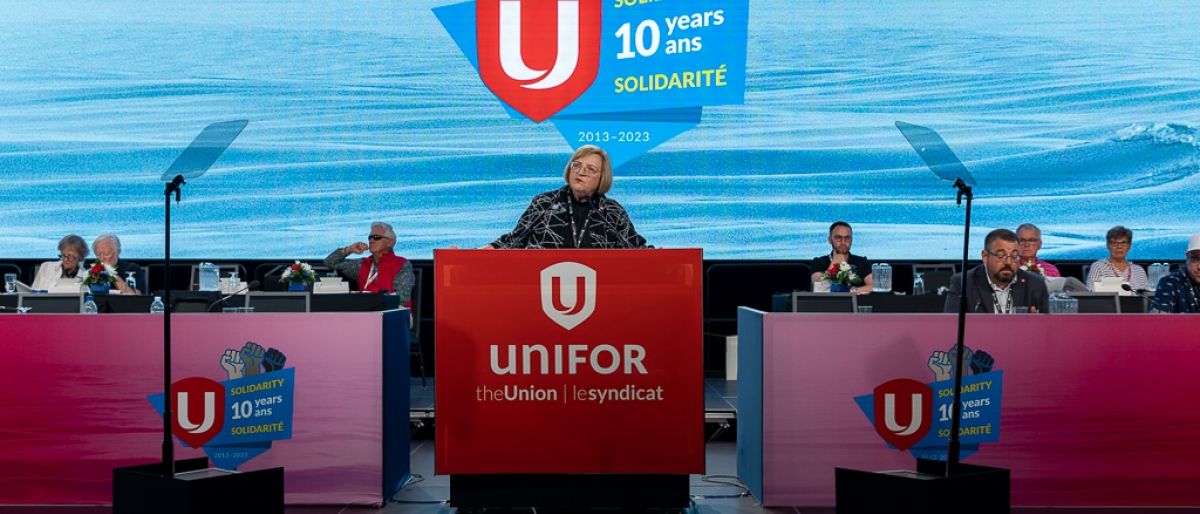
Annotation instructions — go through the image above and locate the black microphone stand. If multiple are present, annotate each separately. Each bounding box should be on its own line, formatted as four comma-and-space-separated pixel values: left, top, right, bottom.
834, 122, 1008, 514
162, 174, 185, 477
114, 121, 283, 514
947, 177, 972, 476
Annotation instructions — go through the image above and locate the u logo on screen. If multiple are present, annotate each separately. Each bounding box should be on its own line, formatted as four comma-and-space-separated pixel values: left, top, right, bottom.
872, 378, 932, 451
540, 262, 596, 330
170, 377, 226, 448
476, 0, 601, 122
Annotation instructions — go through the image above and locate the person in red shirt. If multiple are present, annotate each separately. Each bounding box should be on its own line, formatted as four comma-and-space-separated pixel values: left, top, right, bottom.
1015, 223, 1061, 278
324, 221, 414, 305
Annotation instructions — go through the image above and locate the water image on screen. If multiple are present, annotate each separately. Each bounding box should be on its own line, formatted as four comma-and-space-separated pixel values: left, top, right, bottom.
1, 1, 1197, 260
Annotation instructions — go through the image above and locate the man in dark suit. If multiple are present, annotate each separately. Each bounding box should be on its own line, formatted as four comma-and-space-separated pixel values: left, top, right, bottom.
945, 228, 1049, 313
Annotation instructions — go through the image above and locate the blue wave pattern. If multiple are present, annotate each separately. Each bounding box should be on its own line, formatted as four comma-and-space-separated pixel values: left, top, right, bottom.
0, 1, 1197, 259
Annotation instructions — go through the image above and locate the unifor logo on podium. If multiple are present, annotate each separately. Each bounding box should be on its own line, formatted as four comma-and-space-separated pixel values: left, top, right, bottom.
434, 249, 704, 475
540, 261, 597, 330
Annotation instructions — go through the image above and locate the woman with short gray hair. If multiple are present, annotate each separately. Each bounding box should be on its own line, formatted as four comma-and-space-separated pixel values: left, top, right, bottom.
1086, 225, 1149, 291
31, 234, 90, 290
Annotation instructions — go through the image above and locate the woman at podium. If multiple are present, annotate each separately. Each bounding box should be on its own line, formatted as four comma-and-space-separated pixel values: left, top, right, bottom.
31, 234, 89, 290
485, 145, 648, 249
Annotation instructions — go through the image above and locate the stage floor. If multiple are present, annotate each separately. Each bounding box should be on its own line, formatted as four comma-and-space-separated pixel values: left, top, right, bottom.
8, 379, 1191, 512
6, 439, 1195, 514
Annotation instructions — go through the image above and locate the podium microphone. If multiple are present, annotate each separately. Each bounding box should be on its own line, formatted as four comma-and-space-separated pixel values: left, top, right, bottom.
208, 280, 259, 312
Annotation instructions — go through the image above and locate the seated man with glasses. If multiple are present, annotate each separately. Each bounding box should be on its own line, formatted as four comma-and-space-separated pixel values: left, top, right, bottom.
484, 145, 647, 249
945, 228, 1049, 313
324, 221, 414, 304
31, 234, 90, 290
1149, 232, 1200, 314
809, 221, 873, 294
1015, 223, 1060, 277
1085, 225, 1149, 291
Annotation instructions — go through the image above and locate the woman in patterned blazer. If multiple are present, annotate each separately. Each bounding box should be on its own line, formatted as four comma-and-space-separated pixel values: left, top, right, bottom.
486, 145, 648, 249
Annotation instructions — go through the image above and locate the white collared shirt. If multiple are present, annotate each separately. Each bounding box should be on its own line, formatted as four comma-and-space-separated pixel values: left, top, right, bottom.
985, 273, 1014, 314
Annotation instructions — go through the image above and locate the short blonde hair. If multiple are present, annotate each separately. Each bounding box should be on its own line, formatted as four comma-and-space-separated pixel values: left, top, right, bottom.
562, 145, 613, 196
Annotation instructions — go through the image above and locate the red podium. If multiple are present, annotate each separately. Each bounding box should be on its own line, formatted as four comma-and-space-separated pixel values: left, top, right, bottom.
434, 249, 704, 509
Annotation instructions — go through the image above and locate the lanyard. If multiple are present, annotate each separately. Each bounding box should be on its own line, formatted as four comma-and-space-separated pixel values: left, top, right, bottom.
566, 198, 590, 249
991, 289, 1013, 314
1107, 260, 1132, 281
364, 261, 378, 288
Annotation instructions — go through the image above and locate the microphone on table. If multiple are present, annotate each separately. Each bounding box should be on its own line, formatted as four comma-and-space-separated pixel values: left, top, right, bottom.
1120, 283, 1152, 297
207, 280, 260, 312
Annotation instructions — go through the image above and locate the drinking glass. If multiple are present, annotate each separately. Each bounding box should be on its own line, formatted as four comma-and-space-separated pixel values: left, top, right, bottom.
912, 273, 926, 296
872, 263, 892, 293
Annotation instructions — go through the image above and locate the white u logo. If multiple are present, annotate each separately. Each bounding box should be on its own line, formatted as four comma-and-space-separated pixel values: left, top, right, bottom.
498, 0, 579, 90
176, 391, 216, 434
882, 393, 923, 436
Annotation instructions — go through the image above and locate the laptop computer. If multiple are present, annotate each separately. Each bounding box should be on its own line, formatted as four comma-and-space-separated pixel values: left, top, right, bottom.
48, 279, 84, 294
1092, 276, 1128, 294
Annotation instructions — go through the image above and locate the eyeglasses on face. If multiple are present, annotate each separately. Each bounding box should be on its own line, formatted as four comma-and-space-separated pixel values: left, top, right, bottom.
985, 250, 1020, 262
368, 235, 391, 241
59, 253, 81, 261
1107, 240, 1131, 248
569, 160, 601, 177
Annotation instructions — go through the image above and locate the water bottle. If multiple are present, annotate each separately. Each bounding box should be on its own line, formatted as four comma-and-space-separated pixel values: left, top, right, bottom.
872, 263, 893, 293
82, 294, 98, 314
1147, 263, 1168, 291
150, 296, 165, 314
1049, 292, 1066, 314
1064, 294, 1079, 314
912, 272, 926, 296
1049, 292, 1079, 314
199, 262, 219, 291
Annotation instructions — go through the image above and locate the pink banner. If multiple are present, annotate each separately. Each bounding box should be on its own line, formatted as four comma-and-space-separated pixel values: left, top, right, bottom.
0, 313, 390, 505
745, 313, 1200, 507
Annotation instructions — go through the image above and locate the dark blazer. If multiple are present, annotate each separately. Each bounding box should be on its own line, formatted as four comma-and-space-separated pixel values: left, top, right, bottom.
944, 265, 1049, 313
491, 186, 647, 249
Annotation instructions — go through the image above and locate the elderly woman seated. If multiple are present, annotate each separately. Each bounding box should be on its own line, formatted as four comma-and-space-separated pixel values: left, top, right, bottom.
32, 235, 89, 291
1086, 225, 1149, 291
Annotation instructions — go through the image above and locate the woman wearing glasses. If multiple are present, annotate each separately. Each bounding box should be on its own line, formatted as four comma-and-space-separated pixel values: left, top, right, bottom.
1086, 226, 1149, 291
324, 221, 414, 304
485, 145, 648, 249
31, 234, 89, 290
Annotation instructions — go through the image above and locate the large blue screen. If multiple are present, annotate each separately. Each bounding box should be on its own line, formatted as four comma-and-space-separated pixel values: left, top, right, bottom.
1, 1, 1197, 260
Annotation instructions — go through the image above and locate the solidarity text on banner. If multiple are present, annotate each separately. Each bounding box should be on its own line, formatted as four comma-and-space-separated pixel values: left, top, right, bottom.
149, 360, 295, 470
